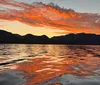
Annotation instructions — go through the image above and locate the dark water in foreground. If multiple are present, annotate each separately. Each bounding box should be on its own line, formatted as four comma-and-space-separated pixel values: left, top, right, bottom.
0, 44, 100, 85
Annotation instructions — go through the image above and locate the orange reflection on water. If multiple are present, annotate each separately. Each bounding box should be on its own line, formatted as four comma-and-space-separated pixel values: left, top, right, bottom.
11, 45, 100, 85
0, 45, 100, 85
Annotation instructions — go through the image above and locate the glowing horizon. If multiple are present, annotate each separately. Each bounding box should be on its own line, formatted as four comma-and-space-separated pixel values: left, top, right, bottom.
0, 0, 100, 37
0, 20, 70, 38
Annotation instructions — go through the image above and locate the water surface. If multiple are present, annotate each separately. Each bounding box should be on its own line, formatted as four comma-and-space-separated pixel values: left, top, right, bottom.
0, 44, 100, 85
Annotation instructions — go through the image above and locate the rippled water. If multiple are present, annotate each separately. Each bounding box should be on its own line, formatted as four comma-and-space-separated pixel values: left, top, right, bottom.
0, 44, 100, 85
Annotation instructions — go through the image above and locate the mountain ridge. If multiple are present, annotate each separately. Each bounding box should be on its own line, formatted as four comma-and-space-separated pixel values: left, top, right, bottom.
0, 30, 100, 45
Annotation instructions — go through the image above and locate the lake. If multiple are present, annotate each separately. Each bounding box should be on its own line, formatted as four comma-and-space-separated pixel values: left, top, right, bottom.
0, 44, 100, 85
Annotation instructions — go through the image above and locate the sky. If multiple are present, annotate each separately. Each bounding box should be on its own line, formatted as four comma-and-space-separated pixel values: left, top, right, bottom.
15, 0, 100, 13
0, 0, 100, 37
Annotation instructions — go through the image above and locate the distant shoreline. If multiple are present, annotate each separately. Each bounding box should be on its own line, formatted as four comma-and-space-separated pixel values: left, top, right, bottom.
0, 42, 100, 45
0, 30, 100, 45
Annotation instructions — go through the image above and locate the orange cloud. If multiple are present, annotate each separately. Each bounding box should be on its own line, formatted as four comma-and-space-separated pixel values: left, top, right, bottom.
0, 0, 100, 34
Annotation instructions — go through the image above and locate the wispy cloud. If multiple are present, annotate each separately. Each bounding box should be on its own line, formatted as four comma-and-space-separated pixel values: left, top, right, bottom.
0, 0, 100, 34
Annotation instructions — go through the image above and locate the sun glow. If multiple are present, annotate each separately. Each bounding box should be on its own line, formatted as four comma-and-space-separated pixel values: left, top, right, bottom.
0, 20, 69, 38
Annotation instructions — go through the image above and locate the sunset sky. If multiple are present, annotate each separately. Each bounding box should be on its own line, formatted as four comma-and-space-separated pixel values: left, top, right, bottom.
0, 0, 100, 37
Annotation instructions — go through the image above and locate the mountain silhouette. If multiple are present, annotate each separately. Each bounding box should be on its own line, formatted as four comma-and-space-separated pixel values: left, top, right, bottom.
0, 30, 100, 45
51, 33, 100, 45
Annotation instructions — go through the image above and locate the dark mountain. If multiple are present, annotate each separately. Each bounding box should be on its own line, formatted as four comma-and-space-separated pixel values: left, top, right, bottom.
23, 34, 49, 44
0, 30, 22, 43
0, 30, 100, 45
51, 33, 100, 45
